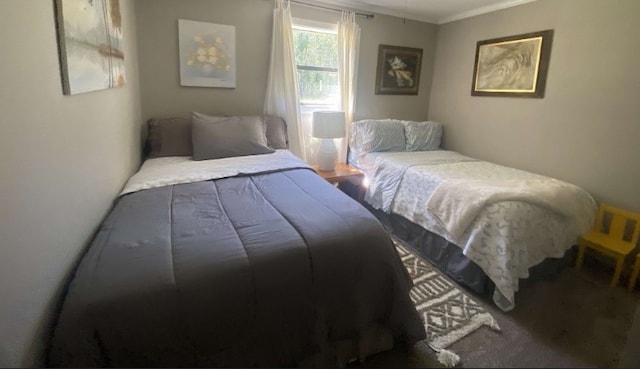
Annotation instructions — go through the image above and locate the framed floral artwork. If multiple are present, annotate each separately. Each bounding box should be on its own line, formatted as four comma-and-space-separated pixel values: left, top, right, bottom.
178, 19, 236, 88
471, 30, 554, 98
375, 44, 423, 95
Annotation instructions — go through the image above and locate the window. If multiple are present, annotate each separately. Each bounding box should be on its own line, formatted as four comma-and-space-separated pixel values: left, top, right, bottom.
292, 19, 339, 110
292, 18, 340, 162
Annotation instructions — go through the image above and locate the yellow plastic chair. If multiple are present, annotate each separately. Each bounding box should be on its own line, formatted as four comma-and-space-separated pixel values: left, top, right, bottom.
575, 203, 640, 287
629, 253, 640, 292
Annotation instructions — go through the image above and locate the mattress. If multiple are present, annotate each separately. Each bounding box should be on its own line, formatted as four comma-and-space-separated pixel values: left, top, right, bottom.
47, 151, 425, 367
352, 150, 597, 311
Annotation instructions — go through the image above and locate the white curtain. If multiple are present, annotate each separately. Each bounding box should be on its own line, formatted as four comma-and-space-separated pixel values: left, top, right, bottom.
264, 0, 305, 160
337, 11, 360, 163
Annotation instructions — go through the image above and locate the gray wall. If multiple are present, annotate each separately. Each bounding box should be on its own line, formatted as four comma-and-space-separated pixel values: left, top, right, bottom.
135, 0, 437, 123
0, 0, 141, 367
429, 0, 640, 212
5, 0, 638, 366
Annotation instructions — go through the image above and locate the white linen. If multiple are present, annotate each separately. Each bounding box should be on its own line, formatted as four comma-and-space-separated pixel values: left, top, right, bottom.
364, 151, 478, 212
350, 151, 382, 178
120, 150, 311, 196
427, 178, 591, 239
363, 150, 597, 311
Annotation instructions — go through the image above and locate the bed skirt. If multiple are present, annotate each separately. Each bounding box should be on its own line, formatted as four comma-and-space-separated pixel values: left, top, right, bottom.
360, 201, 575, 300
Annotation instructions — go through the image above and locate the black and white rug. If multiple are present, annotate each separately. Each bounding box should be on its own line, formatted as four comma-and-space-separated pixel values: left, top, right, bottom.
394, 240, 500, 359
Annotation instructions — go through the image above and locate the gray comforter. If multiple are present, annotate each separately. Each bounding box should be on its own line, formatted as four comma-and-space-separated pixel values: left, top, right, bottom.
48, 168, 425, 367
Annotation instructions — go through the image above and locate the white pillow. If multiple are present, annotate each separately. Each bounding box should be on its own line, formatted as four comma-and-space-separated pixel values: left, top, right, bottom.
403, 120, 442, 151
350, 119, 406, 153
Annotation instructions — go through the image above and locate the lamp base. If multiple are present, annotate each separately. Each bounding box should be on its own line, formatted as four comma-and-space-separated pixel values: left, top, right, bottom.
317, 138, 338, 171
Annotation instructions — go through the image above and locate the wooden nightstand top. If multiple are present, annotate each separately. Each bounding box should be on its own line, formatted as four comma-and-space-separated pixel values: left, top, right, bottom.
311, 163, 365, 202
311, 163, 364, 182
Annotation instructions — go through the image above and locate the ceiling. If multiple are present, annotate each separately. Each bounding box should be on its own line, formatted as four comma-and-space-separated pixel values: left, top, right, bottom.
312, 0, 536, 24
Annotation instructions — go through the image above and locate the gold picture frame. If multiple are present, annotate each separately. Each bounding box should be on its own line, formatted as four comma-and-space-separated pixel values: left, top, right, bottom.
471, 30, 553, 98
375, 44, 423, 95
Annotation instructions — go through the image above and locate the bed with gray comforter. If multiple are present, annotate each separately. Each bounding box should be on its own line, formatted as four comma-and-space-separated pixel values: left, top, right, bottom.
47, 151, 425, 367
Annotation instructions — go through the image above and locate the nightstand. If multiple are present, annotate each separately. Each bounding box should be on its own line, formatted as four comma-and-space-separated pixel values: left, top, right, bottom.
311, 163, 365, 202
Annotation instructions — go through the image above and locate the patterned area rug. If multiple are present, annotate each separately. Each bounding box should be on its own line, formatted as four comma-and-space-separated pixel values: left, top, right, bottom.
394, 240, 501, 352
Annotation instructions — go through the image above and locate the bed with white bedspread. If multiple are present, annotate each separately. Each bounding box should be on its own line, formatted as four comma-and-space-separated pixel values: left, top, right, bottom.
349, 119, 597, 311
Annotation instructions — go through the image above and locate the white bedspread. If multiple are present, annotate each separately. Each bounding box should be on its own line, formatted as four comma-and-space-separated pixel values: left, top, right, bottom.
363, 150, 597, 311
365, 151, 478, 212
426, 178, 590, 239
120, 150, 311, 196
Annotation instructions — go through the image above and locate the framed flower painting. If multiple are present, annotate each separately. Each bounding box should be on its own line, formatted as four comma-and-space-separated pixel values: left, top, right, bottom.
375, 44, 423, 95
178, 19, 236, 88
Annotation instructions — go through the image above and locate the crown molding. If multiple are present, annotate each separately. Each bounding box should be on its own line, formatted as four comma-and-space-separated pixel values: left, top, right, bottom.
301, 0, 536, 25
437, 0, 537, 24
298, 0, 439, 24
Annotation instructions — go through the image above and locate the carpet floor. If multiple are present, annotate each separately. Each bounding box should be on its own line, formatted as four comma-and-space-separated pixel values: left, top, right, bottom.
351, 248, 640, 368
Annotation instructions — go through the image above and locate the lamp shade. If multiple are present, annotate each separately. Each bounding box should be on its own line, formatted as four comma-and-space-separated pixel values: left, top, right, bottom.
312, 111, 346, 139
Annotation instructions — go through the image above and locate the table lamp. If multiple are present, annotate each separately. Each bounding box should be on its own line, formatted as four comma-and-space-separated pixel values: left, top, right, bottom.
312, 111, 346, 171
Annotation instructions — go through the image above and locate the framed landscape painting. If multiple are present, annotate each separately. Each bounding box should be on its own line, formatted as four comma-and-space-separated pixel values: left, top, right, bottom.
375, 44, 423, 95
178, 19, 236, 88
55, 0, 126, 95
471, 30, 554, 98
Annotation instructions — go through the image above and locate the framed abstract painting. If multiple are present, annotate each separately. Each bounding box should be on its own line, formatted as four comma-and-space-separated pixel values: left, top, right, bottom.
471, 30, 554, 98
54, 0, 126, 95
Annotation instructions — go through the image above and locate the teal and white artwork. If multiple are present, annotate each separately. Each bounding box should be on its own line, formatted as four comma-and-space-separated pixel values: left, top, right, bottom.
55, 0, 126, 95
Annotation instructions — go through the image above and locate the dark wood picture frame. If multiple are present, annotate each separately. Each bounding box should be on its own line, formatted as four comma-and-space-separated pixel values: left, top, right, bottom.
375, 44, 423, 95
471, 30, 553, 98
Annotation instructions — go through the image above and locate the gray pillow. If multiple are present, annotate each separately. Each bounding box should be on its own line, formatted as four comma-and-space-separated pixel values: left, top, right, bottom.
403, 120, 442, 151
191, 112, 275, 161
263, 114, 288, 149
350, 119, 406, 153
146, 117, 193, 158
145, 115, 287, 158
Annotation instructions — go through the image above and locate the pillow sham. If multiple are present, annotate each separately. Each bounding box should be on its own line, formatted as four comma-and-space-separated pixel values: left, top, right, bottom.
263, 114, 288, 149
403, 120, 442, 151
350, 119, 406, 153
146, 117, 193, 158
191, 112, 275, 161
